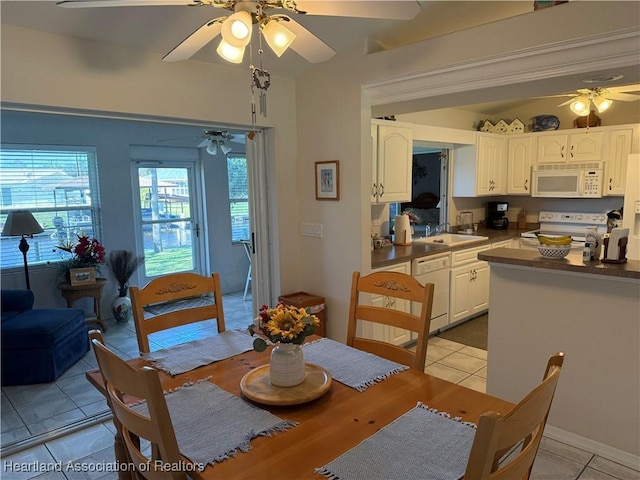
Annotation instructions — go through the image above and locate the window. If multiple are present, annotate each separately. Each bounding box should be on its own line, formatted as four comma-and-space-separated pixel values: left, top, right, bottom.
0, 145, 101, 269
227, 155, 249, 243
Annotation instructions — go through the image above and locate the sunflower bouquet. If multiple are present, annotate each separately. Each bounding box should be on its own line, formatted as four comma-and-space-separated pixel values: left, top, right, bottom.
249, 303, 320, 352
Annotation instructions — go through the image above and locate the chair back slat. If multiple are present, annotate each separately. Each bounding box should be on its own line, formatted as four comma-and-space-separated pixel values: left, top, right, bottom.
464, 352, 565, 480
347, 271, 434, 371
91, 336, 189, 480
130, 272, 225, 353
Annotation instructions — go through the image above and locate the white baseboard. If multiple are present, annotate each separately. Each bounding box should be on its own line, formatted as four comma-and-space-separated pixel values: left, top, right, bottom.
544, 425, 640, 471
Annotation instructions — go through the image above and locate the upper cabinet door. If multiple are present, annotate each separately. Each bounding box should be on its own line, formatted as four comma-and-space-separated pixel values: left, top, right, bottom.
507, 135, 533, 195
375, 124, 412, 203
476, 134, 507, 195
536, 134, 568, 163
605, 128, 633, 196
371, 123, 379, 203
568, 131, 603, 162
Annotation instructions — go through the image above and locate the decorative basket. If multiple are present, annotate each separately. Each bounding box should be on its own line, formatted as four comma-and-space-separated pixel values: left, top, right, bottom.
538, 244, 571, 259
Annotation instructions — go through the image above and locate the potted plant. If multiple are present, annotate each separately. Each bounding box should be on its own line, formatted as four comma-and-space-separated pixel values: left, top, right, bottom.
55, 234, 106, 283
108, 250, 144, 324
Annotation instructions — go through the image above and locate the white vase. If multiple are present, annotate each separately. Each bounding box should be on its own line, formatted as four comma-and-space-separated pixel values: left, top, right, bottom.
111, 295, 132, 324
269, 343, 306, 387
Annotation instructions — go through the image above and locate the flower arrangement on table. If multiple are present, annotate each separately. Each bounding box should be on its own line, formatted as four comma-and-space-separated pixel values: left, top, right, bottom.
54, 234, 106, 281
248, 303, 320, 352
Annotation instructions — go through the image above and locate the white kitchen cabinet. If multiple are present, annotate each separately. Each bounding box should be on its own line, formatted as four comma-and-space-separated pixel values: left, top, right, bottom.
536, 131, 603, 163
506, 135, 533, 195
361, 262, 412, 346
449, 244, 491, 324
453, 133, 507, 196
604, 128, 633, 196
371, 122, 412, 203
491, 239, 514, 249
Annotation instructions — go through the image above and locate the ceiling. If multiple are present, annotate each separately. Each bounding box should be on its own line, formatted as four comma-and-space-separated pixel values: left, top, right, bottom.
1, 1, 639, 117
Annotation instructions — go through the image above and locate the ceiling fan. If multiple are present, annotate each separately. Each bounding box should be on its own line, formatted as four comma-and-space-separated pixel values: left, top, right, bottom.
197, 130, 239, 155
551, 85, 640, 116
56, 0, 422, 64
159, 129, 241, 155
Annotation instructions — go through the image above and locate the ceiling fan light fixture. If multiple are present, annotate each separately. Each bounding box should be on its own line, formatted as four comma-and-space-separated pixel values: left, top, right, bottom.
570, 97, 591, 116
220, 143, 232, 155
592, 96, 613, 113
206, 140, 219, 155
261, 19, 296, 57
221, 11, 253, 48
216, 38, 245, 63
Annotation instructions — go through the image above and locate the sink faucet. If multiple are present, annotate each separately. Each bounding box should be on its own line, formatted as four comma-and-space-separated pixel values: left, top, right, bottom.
435, 223, 450, 235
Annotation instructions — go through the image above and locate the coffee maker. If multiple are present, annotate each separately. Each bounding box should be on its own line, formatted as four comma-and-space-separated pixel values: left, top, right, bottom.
487, 202, 509, 230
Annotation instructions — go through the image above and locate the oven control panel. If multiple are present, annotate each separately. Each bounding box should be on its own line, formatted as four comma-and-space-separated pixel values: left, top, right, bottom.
538, 211, 607, 225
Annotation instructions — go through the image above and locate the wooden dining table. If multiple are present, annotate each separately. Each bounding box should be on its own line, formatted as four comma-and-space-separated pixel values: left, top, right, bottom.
86, 336, 514, 480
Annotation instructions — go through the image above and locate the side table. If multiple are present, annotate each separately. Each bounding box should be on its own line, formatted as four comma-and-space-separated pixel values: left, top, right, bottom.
57, 278, 108, 332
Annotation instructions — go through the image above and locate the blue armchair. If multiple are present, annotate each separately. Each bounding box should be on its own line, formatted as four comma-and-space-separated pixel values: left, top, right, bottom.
1, 289, 89, 386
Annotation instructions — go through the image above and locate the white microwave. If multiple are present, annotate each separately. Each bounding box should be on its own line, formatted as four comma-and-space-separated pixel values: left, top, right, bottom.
531, 162, 603, 198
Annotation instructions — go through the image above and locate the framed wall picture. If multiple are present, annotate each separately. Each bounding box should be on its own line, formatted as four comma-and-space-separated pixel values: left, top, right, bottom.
315, 160, 340, 200
69, 267, 96, 286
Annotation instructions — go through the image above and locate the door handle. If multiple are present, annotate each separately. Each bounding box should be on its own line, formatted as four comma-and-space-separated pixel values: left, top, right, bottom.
524, 179, 528, 191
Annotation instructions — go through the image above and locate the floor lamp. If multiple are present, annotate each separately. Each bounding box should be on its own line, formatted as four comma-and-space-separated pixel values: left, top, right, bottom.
1, 210, 44, 290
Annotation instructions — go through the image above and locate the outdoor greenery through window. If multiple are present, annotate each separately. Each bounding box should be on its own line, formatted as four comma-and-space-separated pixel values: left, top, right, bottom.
227, 155, 249, 243
0, 145, 101, 269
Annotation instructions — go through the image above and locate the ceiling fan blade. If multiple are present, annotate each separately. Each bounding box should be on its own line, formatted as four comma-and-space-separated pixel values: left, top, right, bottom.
294, 0, 420, 19
57, 0, 196, 7
163, 17, 224, 62
603, 84, 640, 94
557, 98, 577, 107
606, 92, 640, 101
279, 16, 335, 63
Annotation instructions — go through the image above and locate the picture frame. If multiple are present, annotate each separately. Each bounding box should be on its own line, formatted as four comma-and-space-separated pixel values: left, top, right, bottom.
315, 160, 340, 200
69, 267, 96, 286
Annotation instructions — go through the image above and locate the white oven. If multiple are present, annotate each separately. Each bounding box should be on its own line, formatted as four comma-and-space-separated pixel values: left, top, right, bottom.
531, 162, 603, 198
521, 211, 607, 253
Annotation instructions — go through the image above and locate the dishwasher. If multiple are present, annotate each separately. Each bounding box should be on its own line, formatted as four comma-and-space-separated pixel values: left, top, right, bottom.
411, 252, 450, 334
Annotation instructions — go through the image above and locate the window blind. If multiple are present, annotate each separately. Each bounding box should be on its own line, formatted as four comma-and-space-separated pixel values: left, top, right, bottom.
0, 145, 101, 269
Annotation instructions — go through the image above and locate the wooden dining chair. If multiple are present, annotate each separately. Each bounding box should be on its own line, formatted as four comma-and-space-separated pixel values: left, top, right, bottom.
91, 332, 190, 480
346, 270, 434, 371
130, 272, 226, 353
88, 330, 137, 480
464, 352, 565, 480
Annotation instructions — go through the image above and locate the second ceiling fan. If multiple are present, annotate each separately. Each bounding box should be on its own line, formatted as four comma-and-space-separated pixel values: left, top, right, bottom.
57, 0, 422, 64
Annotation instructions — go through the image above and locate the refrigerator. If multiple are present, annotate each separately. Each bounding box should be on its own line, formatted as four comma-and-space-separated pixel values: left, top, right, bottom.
622, 153, 640, 261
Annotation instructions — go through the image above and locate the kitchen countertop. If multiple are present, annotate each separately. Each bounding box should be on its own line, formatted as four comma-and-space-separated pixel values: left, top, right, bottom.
371, 226, 527, 269
478, 247, 640, 280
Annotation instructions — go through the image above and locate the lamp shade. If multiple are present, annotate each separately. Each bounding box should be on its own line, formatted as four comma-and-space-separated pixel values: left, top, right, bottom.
592, 96, 613, 113
221, 11, 253, 48
1, 210, 44, 237
206, 140, 219, 156
220, 143, 232, 155
570, 97, 591, 116
262, 19, 296, 57
216, 38, 245, 63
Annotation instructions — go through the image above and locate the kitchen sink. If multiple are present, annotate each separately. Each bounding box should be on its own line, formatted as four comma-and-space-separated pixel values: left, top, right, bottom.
415, 234, 489, 247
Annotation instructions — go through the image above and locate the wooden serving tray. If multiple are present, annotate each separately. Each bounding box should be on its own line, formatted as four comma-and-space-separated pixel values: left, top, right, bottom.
240, 363, 332, 406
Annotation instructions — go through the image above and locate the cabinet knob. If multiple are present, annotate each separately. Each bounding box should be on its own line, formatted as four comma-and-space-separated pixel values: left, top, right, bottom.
379, 184, 384, 197
524, 179, 528, 191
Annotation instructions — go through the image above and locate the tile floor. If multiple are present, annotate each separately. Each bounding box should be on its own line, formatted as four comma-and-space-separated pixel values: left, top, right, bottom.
3, 305, 639, 480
